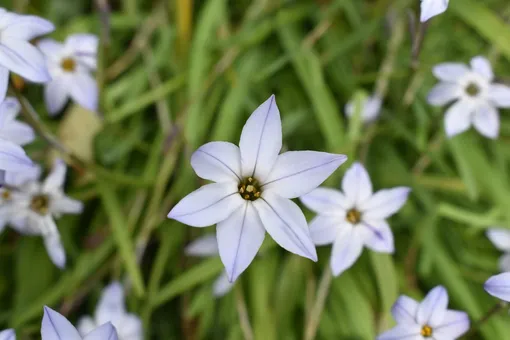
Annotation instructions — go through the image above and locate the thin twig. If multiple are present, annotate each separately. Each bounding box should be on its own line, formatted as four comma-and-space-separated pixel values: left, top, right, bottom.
304, 265, 332, 340
235, 285, 255, 340
467, 301, 509, 336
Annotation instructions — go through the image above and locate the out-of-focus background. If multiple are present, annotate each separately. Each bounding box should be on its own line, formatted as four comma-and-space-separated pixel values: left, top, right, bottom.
2, 0, 510, 339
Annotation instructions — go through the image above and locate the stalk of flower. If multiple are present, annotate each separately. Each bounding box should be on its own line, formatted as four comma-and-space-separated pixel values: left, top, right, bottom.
300, 162, 410, 276
77, 282, 143, 340
168, 95, 347, 282
377, 286, 470, 339
37, 34, 98, 115
427, 56, 510, 139
0, 8, 54, 102
0, 329, 14, 340
486, 228, 510, 272
42, 306, 118, 340
420, 0, 449, 22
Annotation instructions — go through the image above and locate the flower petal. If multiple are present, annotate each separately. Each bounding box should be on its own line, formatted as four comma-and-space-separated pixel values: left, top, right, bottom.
420, 0, 449, 22
44, 80, 69, 115
168, 182, 243, 227
499, 254, 510, 273
300, 187, 349, 215
239, 95, 282, 181
473, 103, 499, 139
309, 216, 342, 246
345, 95, 382, 123
416, 285, 449, 326
0, 121, 35, 146
253, 192, 317, 261
0, 139, 34, 172
114, 314, 142, 340
191, 141, 241, 183
444, 100, 474, 138
0, 38, 50, 82
95, 282, 126, 324
484, 272, 510, 302
213, 272, 235, 297
41, 306, 82, 340
330, 224, 364, 276
83, 322, 118, 340
2, 13, 54, 40
432, 63, 469, 82
376, 324, 422, 340
262, 151, 347, 198
0, 66, 8, 103
0, 329, 15, 340
77, 317, 97, 337
488, 84, 510, 108
360, 219, 394, 253
433, 310, 470, 339
217, 202, 265, 282
391, 295, 420, 324
341, 162, 373, 206
53, 196, 84, 215
44, 231, 66, 269
5, 164, 41, 186
185, 234, 219, 257
38, 39, 64, 58
69, 72, 98, 112
471, 56, 493, 81
486, 228, 510, 251
360, 187, 411, 220
66, 34, 98, 69
43, 159, 67, 192
427, 82, 461, 106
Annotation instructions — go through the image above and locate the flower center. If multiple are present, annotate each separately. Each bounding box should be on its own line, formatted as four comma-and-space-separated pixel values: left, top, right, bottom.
420, 325, 433, 337
465, 82, 480, 97
346, 208, 361, 224
1, 190, 11, 201
30, 194, 50, 215
238, 177, 261, 201
61, 57, 76, 72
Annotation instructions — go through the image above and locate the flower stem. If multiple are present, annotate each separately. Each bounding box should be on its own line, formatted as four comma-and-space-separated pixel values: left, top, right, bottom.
304, 265, 333, 340
235, 284, 254, 340
468, 301, 509, 336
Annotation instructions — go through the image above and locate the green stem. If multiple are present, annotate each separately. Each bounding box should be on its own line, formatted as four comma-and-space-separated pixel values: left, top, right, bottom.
303, 265, 332, 340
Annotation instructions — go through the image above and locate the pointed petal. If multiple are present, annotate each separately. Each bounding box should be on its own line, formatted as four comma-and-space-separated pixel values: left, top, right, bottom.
83, 323, 118, 340
263, 151, 347, 198
37, 39, 64, 58
416, 286, 449, 326
69, 72, 98, 112
330, 224, 364, 276
432, 63, 469, 82
0, 66, 8, 104
488, 84, 510, 108
96, 282, 126, 323
391, 295, 420, 324
427, 82, 461, 106
41, 306, 82, 340
217, 202, 265, 282
444, 100, 473, 138
484, 272, 510, 302
253, 192, 317, 261
309, 216, 342, 246
0, 139, 34, 172
376, 325, 422, 340
213, 272, 235, 297
66, 34, 98, 69
341, 162, 373, 206
114, 314, 142, 340
0, 121, 35, 145
185, 235, 219, 257
473, 103, 499, 139
77, 317, 97, 337
53, 196, 84, 214
360, 220, 394, 253
191, 141, 241, 182
45, 80, 69, 115
0, 329, 15, 340
486, 228, 510, 251
499, 254, 510, 273
471, 56, 493, 81
44, 231, 66, 269
167, 182, 243, 227
433, 310, 470, 339
4, 164, 41, 186
43, 159, 67, 192
361, 187, 411, 220
0, 38, 50, 82
300, 187, 349, 215
2, 13, 54, 40
239, 95, 282, 181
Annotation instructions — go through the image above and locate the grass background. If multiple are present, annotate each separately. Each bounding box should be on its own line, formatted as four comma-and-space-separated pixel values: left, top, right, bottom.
1, 0, 510, 339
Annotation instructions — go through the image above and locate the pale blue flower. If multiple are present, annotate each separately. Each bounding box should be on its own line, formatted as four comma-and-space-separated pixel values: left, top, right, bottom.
421, 0, 449, 22
0, 329, 15, 340
485, 272, 510, 302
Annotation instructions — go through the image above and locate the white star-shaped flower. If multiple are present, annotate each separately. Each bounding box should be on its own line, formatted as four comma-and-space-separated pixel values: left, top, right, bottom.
77, 282, 143, 340
377, 286, 470, 340
485, 272, 510, 302
38, 34, 98, 114
168, 95, 347, 282
0, 8, 54, 102
427, 56, 510, 139
8, 159, 83, 268
300, 162, 410, 276
0, 97, 35, 145
42, 306, 118, 340
345, 94, 382, 124
486, 228, 510, 272
0, 329, 15, 340
185, 235, 235, 297
420, 0, 449, 22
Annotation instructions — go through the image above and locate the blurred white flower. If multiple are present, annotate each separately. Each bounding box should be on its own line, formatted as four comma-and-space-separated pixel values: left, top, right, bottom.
0, 329, 15, 340
168, 95, 347, 282
77, 282, 143, 340
7, 159, 83, 268
486, 228, 510, 272
300, 162, 410, 276
485, 272, 510, 302
0, 97, 35, 145
345, 94, 382, 123
0, 139, 34, 182
42, 306, 118, 340
38, 34, 98, 114
185, 235, 235, 297
0, 8, 54, 102
420, 0, 449, 22
428, 56, 510, 139
377, 286, 470, 340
